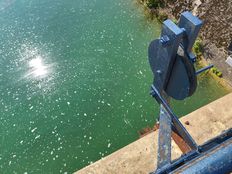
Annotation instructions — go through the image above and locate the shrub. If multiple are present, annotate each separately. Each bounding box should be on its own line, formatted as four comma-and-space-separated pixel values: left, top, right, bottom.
157, 12, 168, 22
211, 67, 223, 77
193, 39, 203, 56
216, 71, 223, 77
212, 67, 217, 73
173, 19, 178, 25
146, 0, 163, 9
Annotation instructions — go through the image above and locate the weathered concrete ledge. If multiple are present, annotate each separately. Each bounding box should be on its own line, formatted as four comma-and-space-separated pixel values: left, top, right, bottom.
75, 93, 232, 174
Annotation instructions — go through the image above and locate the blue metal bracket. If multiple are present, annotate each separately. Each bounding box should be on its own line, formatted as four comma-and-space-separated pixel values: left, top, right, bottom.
148, 19, 183, 92
179, 11, 203, 63
148, 11, 210, 100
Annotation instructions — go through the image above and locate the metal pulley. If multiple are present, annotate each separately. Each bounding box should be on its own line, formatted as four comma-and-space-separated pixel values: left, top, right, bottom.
146, 12, 232, 174
149, 40, 197, 100
148, 12, 212, 100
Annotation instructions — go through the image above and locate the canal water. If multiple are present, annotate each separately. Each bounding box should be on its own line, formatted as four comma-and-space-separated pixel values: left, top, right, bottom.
0, 0, 229, 173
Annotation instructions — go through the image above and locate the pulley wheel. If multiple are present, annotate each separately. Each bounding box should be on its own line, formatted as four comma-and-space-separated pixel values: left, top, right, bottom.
148, 40, 197, 100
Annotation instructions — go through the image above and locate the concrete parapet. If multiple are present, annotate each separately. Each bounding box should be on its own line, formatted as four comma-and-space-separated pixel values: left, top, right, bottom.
75, 93, 232, 174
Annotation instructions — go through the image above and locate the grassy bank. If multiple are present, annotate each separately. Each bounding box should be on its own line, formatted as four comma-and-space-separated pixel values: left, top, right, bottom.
193, 39, 232, 92
197, 58, 232, 92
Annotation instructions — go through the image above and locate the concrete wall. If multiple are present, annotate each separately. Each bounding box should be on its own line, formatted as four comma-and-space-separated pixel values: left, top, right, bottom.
75, 93, 232, 174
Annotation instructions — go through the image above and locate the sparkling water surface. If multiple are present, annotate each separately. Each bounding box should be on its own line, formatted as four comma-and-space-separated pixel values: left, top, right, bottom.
0, 0, 229, 173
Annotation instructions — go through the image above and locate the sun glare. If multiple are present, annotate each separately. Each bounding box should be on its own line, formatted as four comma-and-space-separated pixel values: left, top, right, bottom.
28, 55, 48, 77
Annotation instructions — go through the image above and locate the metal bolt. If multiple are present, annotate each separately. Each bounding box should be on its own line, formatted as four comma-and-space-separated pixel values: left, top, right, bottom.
156, 70, 162, 74
160, 35, 170, 46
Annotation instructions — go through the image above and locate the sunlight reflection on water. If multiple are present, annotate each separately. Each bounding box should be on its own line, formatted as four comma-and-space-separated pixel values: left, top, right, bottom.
16, 42, 57, 94
28, 56, 48, 77
18, 43, 54, 80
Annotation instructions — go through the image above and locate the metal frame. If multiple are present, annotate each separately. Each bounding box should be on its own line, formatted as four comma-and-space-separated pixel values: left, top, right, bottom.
148, 11, 232, 174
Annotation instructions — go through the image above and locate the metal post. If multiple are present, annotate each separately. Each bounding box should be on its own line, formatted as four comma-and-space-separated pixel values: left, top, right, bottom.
157, 96, 172, 168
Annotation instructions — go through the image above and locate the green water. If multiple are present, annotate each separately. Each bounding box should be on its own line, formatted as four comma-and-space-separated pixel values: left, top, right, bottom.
0, 0, 228, 173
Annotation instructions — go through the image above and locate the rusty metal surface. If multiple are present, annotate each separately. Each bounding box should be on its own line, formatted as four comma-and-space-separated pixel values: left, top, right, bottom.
171, 130, 192, 153
153, 123, 192, 154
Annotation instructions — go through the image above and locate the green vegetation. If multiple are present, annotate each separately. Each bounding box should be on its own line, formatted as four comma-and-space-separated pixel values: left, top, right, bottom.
193, 39, 222, 78
212, 67, 223, 77
173, 19, 178, 25
157, 11, 168, 22
141, 0, 168, 23
146, 0, 163, 9
193, 39, 203, 57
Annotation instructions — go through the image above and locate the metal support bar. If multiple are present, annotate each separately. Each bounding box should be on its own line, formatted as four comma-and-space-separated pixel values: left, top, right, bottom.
195, 64, 214, 75
157, 105, 172, 167
150, 85, 198, 150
